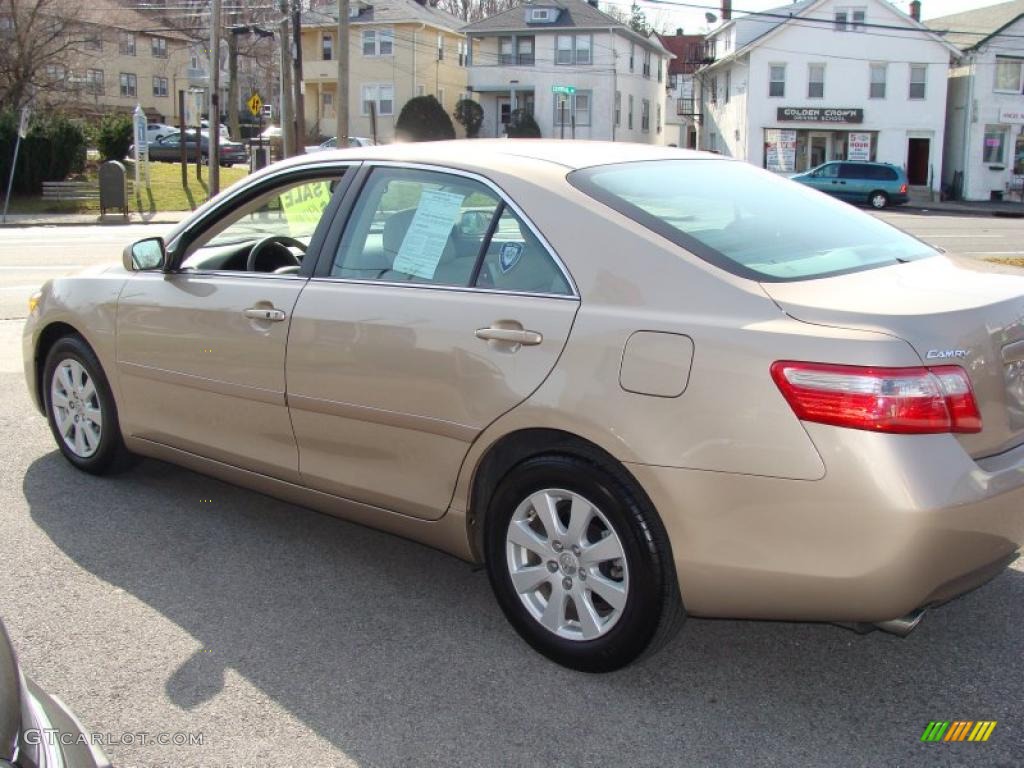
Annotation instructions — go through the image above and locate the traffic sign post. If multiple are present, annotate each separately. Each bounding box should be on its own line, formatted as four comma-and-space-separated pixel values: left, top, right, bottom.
2, 106, 30, 223
552, 86, 574, 140
248, 92, 264, 172
247, 92, 263, 117
133, 104, 149, 198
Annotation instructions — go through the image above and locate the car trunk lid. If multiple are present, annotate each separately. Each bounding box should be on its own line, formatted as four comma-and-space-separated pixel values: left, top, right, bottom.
762, 256, 1024, 458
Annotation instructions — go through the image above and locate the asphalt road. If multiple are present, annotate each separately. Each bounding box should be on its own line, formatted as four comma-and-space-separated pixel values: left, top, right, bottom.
0, 212, 1023, 767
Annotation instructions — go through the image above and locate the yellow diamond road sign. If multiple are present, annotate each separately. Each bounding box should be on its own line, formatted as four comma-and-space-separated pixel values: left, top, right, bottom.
247, 93, 263, 117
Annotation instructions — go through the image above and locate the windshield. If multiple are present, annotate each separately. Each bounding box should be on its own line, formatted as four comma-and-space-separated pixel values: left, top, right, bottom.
568, 159, 936, 282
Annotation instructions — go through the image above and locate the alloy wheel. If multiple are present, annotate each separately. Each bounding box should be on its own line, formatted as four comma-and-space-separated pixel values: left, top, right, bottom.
505, 488, 629, 641
50, 359, 103, 458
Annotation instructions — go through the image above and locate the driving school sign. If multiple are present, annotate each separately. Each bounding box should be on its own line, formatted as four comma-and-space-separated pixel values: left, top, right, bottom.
777, 107, 863, 124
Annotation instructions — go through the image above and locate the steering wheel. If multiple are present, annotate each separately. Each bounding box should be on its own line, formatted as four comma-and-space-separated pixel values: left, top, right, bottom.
246, 235, 307, 273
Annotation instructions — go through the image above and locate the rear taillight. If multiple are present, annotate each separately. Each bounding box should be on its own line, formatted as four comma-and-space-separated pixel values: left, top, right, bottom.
900, 183, 908, 193
770, 361, 982, 434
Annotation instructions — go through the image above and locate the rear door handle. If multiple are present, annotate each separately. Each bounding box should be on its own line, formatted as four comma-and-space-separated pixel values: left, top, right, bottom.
244, 307, 287, 322
475, 327, 543, 346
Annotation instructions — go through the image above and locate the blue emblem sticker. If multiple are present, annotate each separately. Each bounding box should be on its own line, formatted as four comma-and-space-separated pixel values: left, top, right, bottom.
499, 242, 524, 273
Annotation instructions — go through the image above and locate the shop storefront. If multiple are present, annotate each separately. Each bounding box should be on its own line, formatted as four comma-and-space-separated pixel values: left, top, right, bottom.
762, 108, 879, 173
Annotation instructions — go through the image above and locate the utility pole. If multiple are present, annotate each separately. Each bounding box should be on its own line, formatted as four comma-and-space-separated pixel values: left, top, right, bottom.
291, 0, 306, 154
337, 0, 349, 143
278, 0, 293, 158
209, 0, 222, 195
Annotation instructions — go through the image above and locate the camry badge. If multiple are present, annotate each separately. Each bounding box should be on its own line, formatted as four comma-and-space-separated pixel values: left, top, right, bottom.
926, 349, 969, 360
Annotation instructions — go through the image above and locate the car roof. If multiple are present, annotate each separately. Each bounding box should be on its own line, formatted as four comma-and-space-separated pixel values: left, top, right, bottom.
281, 139, 716, 172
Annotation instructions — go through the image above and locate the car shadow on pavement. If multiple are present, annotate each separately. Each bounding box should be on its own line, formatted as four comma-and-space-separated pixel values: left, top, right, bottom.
24, 452, 1023, 767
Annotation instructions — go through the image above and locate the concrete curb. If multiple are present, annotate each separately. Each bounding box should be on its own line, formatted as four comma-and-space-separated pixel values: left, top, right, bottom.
901, 202, 1024, 218
0, 214, 190, 228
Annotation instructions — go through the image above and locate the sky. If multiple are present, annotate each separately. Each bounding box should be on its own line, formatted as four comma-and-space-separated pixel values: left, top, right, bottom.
613, 0, 1012, 35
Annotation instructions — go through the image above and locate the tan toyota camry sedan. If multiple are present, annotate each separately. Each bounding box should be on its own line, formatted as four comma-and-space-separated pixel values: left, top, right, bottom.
22, 141, 1024, 671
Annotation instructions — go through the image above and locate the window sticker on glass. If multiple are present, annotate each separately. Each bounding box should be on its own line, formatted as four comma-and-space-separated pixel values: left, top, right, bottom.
498, 242, 523, 273
279, 181, 333, 237
392, 189, 465, 279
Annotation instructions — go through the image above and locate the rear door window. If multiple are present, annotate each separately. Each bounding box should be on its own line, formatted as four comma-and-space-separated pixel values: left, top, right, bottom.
329, 166, 573, 295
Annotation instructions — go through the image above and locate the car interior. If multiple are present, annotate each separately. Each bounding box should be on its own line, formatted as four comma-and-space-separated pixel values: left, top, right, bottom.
332, 171, 571, 294
179, 177, 343, 274
174, 168, 570, 295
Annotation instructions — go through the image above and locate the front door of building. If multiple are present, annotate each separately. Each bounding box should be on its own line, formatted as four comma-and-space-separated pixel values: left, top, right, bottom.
809, 133, 830, 168
907, 138, 930, 185
498, 97, 511, 136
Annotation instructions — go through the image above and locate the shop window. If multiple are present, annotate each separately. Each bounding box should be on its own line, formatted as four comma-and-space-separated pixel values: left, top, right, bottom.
983, 126, 1006, 165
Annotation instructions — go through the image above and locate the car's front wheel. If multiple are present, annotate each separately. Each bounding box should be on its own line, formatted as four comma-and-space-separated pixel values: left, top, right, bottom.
869, 190, 889, 209
484, 454, 684, 672
43, 335, 130, 475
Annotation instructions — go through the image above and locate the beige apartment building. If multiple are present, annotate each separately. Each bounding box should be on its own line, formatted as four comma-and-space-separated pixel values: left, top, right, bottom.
35, 4, 200, 124
301, 0, 470, 142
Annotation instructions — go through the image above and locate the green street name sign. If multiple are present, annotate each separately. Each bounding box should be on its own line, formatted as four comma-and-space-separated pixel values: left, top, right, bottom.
551, 85, 576, 95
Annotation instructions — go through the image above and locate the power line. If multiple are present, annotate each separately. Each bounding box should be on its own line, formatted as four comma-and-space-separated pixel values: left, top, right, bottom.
639, 0, 1024, 41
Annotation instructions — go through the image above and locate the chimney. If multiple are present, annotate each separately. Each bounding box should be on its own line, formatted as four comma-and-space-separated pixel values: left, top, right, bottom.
721, 0, 732, 21
909, 0, 921, 22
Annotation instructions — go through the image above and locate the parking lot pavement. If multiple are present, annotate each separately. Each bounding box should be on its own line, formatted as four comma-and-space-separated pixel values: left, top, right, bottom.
1, 313, 1022, 768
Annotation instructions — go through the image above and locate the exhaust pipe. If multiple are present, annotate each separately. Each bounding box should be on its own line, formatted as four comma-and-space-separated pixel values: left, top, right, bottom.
873, 608, 926, 637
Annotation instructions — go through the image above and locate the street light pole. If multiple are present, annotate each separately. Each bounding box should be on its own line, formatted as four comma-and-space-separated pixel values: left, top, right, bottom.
209, 0, 222, 194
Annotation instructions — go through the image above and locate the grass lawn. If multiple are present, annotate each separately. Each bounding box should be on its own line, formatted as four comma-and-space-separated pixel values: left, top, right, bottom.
988, 258, 1024, 268
6, 160, 249, 215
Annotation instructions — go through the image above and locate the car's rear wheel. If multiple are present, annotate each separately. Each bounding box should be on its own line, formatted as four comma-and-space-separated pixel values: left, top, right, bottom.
43, 335, 131, 475
869, 190, 889, 209
484, 454, 684, 672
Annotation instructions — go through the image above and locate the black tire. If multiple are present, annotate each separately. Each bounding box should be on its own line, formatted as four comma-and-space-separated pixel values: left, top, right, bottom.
42, 335, 132, 475
484, 454, 684, 672
868, 190, 889, 209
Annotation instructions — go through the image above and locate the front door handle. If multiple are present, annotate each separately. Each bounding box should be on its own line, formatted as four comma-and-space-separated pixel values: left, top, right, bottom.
475, 327, 543, 346
244, 307, 287, 322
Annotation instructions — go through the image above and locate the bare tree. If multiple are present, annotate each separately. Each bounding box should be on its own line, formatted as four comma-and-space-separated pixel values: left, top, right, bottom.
0, 0, 85, 111
436, 0, 522, 23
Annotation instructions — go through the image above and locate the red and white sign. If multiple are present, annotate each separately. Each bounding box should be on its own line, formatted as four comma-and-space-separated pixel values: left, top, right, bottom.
847, 132, 871, 162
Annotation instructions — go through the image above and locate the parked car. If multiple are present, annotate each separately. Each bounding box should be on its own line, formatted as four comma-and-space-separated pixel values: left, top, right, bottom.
22, 142, 1024, 672
200, 119, 231, 141
305, 136, 375, 153
1, 617, 111, 767
146, 133, 248, 166
791, 161, 909, 209
145, 122, 178, 143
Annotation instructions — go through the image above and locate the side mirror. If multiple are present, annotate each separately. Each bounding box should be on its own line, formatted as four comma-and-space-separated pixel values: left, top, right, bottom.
123, 237, 166, 271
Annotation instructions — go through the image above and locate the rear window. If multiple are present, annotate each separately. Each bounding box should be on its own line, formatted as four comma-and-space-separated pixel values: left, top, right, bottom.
568, 160, 934, 281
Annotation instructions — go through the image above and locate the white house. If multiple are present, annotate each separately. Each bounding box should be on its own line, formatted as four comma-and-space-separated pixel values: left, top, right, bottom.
462, 0, 672, 142
697, 0, 958, 194
928, 0, 1024, 201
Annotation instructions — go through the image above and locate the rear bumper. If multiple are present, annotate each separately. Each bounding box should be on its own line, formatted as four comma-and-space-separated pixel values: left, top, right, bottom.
628, 428, 1024, 623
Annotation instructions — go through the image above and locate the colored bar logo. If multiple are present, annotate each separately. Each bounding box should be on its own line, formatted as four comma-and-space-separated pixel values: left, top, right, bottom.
921, 721, 997, 742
